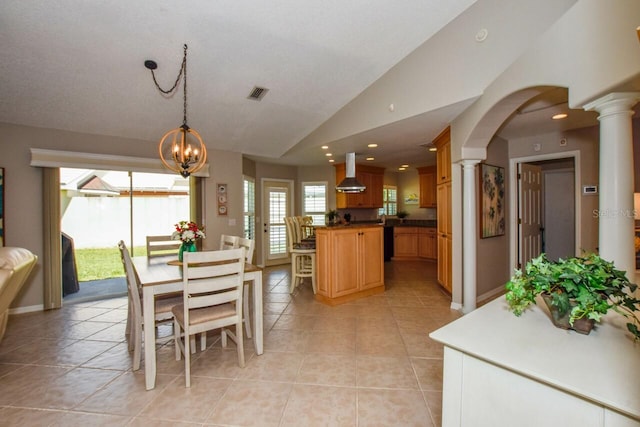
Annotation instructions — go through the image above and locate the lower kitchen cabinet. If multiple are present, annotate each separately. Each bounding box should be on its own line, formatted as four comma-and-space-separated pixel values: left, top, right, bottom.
393, 227, 437, 260
393, 227, 418, 259
316, 225, 384, 305
418, 228, 437, 259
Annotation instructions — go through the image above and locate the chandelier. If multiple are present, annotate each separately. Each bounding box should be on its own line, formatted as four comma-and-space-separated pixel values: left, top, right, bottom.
145, 44, 207, 178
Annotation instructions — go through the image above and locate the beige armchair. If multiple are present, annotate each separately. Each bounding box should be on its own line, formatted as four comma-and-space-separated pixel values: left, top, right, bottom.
0, 247, 37, 342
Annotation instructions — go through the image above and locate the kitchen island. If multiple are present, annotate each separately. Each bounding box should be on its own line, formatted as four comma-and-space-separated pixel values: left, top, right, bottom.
315, 224, 384, 305
429, 296, 640, 426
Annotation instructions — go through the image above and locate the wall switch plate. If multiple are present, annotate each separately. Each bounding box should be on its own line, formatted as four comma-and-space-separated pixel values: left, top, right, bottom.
228, 218, 236, 226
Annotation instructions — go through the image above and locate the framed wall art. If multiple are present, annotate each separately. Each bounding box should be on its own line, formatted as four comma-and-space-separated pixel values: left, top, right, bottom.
0, 167, 4, 246
480, 163, 505, 239
216, 183, 228, 216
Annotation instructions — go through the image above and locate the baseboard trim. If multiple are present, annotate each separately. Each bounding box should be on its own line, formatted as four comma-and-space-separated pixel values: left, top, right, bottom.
9, 304, 44, 315
477, 286, 505, 305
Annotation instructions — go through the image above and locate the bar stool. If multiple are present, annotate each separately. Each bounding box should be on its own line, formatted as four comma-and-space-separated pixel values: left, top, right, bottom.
284, 217, 316, 294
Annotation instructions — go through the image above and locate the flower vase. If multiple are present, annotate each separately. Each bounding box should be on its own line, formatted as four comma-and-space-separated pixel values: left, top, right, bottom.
178, 241, 197, 262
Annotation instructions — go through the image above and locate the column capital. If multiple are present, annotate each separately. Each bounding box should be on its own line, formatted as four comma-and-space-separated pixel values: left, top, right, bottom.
584, 92, 640, 116
460, 159, 482, 168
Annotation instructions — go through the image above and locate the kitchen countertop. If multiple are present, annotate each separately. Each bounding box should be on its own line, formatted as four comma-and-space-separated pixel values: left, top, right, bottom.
385, 219, 436, 228
317, 219, 437, 228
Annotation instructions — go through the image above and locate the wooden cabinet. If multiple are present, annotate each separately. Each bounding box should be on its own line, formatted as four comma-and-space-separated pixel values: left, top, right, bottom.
316, 226, 384, 305
417, 166, 437, 208
434, 127, 451, 185
393, 227, 437, 260
437, 182, 452, 236
434, 126, 452, 293
335, 163, 385, 208
437, 234, 452, 293
418, 228, 437, 259
393, 227, 419, 259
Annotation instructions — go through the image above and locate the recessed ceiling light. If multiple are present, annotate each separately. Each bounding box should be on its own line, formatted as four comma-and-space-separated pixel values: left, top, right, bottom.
367, 143, 378, 148
366, 157, 375, 161
329, 159, 335, 163
552, 113, 568, 120
401, 164, 409, 168
321, 145, 329, 150
428, 147, 437, 152
325, 153, 332, 157
398, 167, 406, 171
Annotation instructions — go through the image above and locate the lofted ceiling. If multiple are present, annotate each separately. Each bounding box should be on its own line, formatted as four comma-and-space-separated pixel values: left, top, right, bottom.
1, 0, 622, 173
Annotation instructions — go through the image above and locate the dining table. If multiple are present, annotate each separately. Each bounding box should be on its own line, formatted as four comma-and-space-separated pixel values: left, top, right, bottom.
132, 254, 264, 390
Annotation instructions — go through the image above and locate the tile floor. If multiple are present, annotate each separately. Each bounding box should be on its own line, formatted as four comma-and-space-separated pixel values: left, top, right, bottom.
0, 260, 460, 426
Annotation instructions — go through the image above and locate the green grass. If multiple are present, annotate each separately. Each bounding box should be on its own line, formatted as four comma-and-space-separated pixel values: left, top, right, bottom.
75, 246, 147, 282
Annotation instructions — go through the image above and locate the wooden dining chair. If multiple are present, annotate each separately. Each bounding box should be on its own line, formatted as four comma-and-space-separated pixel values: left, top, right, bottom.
118, 240, 181, 371
220, 234, 239, 250
284, 217, 316, 294
236, 237, 255, 339
146, 235, 181, 258
172, 248, 247, 387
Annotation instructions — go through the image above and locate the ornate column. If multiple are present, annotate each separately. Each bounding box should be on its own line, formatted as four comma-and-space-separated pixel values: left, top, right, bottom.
462, 159, 481, 313
585, 92, 640, 276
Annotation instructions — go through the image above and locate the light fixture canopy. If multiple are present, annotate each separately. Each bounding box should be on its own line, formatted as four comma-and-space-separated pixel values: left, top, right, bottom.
146, 44, 207, 178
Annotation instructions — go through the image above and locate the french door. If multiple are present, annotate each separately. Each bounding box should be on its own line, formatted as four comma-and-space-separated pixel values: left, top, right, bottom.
262, 180, 293, 264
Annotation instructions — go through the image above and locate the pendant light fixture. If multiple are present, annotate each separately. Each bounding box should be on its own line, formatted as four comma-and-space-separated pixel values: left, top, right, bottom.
145, 44, 207, 178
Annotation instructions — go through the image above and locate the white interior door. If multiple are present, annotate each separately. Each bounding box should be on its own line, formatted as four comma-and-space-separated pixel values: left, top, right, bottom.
263, 181, 291, 263
518, 163, 543, 268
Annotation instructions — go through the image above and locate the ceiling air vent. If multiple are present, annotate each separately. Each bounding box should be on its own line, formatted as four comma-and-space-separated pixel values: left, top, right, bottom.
247, 86, 269, 101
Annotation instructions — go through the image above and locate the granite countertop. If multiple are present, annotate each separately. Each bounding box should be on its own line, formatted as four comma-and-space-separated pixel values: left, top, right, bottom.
385, 219, 437, 228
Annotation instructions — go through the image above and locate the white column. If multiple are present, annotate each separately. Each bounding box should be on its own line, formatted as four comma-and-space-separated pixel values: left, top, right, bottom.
585, 92, 640, 276
462, 159, 481, 313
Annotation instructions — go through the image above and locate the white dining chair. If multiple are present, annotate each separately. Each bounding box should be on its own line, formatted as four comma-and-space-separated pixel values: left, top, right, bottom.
220, 234, 239, 250
145, 235, 181, 258
172, 248, 247, 387
118, 240, 181, 371
213, 235, 255, 338
236, 237, 255, 338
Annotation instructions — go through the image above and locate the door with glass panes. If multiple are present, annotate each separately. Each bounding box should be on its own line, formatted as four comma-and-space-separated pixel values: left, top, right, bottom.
262, 180, 293, 265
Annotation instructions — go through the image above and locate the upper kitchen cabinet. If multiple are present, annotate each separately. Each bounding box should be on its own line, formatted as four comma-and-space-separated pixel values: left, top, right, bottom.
335, 163, 385, 209
434, 127, 451, 184
417, 166, 437, 208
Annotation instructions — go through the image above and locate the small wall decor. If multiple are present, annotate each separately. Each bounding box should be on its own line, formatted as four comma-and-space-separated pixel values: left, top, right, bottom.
404, 192, 419, 204
0, 167, 3, 246
216, 183, 228, 216
480, 163, 505, 238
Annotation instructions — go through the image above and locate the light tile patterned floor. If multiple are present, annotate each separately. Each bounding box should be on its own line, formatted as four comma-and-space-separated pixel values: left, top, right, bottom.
0, 260, 460, 426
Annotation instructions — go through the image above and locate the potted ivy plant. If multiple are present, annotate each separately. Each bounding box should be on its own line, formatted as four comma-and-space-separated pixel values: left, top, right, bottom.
396, 210, 409, 223
325, 209, 338, 226
505, 253, 640, 339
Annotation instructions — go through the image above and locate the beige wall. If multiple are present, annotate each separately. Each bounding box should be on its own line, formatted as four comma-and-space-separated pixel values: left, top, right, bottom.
476, 124, 602, 299
508, 125, 600, 255
396, 169, 436, 220
476, 136, 510, 298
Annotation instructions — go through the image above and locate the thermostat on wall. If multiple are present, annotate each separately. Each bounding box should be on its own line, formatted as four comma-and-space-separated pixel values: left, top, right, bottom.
583, 185, 598, 195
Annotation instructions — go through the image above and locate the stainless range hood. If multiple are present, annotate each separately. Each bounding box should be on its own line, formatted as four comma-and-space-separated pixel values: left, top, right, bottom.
336, 152, 366, 193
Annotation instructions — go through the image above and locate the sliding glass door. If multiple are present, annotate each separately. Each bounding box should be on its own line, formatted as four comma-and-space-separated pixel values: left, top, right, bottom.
60, 168, 189, 300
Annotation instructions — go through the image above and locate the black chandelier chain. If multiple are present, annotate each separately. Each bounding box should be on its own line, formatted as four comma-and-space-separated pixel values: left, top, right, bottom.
148, 44, 189, 127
